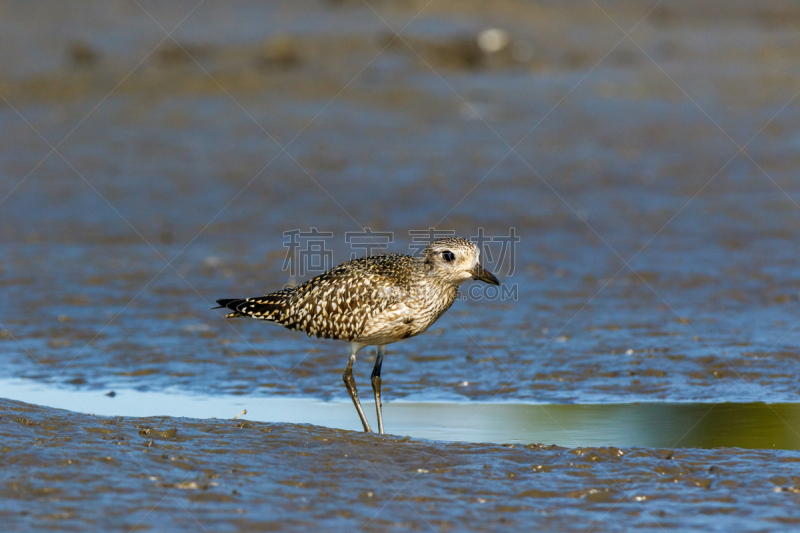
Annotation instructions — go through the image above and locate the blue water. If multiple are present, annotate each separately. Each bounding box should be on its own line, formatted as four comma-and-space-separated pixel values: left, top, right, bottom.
2, 1, 800, 531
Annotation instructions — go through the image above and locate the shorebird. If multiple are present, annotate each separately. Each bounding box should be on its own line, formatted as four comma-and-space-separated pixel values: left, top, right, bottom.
214, 236, 500, 433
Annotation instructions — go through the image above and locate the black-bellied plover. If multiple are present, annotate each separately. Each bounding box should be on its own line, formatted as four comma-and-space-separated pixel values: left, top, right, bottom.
214, 236, 500, 434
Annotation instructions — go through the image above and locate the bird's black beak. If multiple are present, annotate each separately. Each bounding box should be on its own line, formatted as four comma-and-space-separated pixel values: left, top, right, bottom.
471, 263, 500, 285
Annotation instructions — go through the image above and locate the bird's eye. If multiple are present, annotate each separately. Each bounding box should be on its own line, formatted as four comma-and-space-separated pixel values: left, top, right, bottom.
442, 250, 455, 262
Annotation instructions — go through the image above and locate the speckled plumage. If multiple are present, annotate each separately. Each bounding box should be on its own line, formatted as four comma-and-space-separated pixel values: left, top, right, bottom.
214, 236, 500, 434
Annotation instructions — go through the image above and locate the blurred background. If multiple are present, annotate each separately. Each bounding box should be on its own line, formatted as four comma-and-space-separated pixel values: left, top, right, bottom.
1, 0, 800, 405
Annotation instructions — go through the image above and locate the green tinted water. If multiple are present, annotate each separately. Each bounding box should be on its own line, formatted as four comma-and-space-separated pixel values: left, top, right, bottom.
6, 379, 800, 449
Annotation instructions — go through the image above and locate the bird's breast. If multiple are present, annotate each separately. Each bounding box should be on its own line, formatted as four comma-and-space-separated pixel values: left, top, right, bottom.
355, 283, 457, 344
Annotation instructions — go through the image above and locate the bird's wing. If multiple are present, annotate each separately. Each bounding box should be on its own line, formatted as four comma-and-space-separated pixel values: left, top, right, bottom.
279, 255, 412, 340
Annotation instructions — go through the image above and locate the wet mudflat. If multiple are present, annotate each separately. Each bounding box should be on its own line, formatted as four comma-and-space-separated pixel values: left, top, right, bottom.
5, 397, 800, 533
2, 0, 800, 530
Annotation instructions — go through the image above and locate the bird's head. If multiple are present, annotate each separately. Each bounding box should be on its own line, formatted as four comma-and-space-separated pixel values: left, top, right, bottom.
421, 237, 500, 287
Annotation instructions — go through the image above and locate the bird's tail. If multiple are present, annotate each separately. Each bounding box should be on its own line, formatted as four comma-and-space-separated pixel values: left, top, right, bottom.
212, 298, 248, 318
212, 290, 293, 321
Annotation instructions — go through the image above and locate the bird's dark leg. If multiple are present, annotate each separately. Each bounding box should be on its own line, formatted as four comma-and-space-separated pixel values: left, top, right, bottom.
343, 343, 372, 432
371, 345, 386, 434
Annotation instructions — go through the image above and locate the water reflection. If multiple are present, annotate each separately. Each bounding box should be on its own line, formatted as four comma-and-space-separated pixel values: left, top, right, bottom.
5, 379, 799, 450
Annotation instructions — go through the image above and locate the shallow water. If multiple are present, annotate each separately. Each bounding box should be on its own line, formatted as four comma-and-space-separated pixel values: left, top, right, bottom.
2, 0, 800, 530
6, 379, 800, 450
